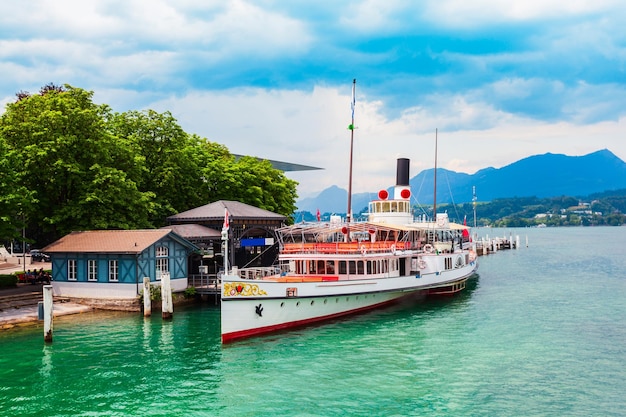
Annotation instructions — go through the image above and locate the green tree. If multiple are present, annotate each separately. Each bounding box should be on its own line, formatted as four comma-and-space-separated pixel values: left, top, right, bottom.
109, 110, 208, 224
0, 85, 155, 244
0, 135, 36, 241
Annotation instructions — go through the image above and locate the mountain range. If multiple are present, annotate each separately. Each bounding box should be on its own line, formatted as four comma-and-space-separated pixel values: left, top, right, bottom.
296, 149, 626, 214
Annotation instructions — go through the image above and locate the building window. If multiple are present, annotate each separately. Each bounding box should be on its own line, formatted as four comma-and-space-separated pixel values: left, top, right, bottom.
156, 245, 169, 280
88, 260, 98, 282
68, 259, 77, 281
109, 260, 119, 282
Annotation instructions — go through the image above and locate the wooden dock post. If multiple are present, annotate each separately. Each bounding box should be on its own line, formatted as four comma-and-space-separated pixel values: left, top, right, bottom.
161, 272, 173, 320
43, 285, 53, 343
143, 277, 151, 317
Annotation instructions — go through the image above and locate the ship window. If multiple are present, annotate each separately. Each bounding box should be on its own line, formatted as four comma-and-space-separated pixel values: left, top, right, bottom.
326, 261, 335, 274
295, 260, 303, 274
349, 261, 356, 274
367, 261, 372, 274
338, 261, 347, 274
357, 261, 364, 274
382, 202, 390, 212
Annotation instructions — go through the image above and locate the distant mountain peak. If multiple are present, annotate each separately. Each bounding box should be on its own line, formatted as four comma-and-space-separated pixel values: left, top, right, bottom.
297, 149, 626, 213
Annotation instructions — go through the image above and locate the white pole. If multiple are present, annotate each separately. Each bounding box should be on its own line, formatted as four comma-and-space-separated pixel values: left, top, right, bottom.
222, 228, 229, 275
143, 277, 151, 317
43, 285, 53, 343
161, 272, 173, 320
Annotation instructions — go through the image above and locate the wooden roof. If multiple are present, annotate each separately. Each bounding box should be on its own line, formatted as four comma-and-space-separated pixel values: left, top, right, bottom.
166, 200, 286, 223
43, 229, 197, 254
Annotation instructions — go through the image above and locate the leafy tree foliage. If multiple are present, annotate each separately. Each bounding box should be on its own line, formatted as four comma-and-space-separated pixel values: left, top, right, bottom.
0, 85, 155, 244
0, 84, 299, 247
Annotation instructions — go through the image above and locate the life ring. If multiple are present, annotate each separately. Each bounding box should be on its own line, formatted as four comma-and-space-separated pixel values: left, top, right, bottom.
423, 244, 434, 253
360, 244, 367, 255
390, 244, 396, 253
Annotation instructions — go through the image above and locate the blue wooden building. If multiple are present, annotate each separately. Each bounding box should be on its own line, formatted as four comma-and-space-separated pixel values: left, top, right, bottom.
43, 229, 198, 299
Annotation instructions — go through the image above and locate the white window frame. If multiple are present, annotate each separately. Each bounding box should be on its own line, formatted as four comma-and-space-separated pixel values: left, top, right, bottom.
108, 259, 119, 282
88, 259, 98, 282
68, 259, 77, 281
156, 245, 169, 281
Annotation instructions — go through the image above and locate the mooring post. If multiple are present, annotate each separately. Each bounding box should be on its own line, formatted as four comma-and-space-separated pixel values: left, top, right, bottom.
143, 277, 151, 317
161, 272, 173, 320
43, 285, 53, 343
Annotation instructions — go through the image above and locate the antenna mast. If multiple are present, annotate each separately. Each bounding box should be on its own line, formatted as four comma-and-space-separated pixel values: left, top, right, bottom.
346, 79, 356, 228
433, 128, 438, 220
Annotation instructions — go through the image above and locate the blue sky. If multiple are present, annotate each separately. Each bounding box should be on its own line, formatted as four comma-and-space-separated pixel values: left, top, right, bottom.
2, 1, 625, 199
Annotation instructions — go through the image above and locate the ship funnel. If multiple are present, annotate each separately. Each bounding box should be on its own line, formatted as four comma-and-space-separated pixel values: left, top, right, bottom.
396, 158, 410, 186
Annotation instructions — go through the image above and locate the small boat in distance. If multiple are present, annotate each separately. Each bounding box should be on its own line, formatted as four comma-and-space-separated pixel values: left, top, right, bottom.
220, 80, 478, 343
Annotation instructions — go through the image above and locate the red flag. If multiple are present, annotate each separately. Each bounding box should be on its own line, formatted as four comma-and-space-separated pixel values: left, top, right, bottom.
316, 208, 321, 222
462, 215, 469, 238
223, 208, 230, 230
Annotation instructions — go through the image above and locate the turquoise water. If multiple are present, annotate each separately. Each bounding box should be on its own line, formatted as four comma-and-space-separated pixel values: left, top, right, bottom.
1, 227, 625, 416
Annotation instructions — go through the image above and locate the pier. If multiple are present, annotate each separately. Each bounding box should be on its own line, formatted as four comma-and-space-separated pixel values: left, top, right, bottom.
188, 274, 221, 299
473, 233, 526, 256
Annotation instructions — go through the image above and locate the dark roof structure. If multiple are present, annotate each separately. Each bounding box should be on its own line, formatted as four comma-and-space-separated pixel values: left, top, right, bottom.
166, 200, 286, 223
233, 155, 321, 172
163, 224, 221, 240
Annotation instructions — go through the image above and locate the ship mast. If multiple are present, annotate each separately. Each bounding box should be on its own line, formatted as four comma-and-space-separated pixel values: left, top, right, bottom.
346, 79, 356, 231
472, 186, 477, 228
433, 128, 438, 220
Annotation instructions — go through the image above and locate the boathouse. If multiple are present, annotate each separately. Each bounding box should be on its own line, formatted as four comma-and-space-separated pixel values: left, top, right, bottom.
166, 200, 287, 273
43, 229, 198, 299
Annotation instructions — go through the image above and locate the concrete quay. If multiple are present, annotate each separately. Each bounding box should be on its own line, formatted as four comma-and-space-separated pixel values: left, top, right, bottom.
1, 258, 93, 330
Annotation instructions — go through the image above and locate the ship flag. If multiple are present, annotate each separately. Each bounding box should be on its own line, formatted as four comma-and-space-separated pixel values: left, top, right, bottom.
223, 208, 230, 231
462, 215, 470, 239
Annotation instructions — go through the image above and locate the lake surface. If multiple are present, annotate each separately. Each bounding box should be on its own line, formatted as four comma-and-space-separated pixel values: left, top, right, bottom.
1, 227, 625, 416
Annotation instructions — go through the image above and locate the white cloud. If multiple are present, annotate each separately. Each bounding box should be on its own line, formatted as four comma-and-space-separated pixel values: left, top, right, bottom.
423, 0, 626, 28
144, 85, 626, 198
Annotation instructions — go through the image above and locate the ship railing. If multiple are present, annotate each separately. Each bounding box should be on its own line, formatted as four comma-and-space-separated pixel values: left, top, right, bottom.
229, 266, 282, 280
281, 241, 416, 254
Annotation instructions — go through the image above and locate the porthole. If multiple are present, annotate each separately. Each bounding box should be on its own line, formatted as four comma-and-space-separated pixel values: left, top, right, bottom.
345, 297, 349, 302
296, 301, 300, 306
324, 299, 327, 304
280, 302, 284, 307
310, 300, 314, 306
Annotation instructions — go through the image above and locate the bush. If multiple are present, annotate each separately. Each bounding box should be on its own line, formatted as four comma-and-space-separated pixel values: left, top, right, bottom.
184, 286, 197, 299
0, 274, 18, 288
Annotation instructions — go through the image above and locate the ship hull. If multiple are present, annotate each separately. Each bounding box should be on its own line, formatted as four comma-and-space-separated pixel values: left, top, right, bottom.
221, 261, 477, 343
